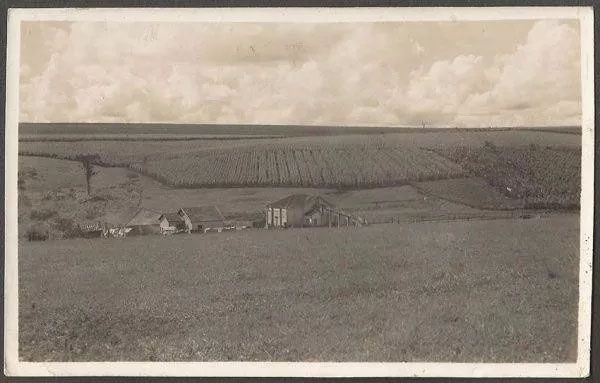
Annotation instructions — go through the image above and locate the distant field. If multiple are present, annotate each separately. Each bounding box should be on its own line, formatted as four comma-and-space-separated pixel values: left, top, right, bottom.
19, 134, 283, 142
412, 177, 525, 210
19, 130, 581, 192
18, 122, 432, 137
19, 216, 579, 362
19, 122, 582, 138
435, 145, 581, 209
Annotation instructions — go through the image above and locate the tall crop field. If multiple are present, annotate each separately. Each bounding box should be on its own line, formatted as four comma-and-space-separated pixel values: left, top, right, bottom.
18, 130, 581, 193
132, 146, 466, 188
434, 145, 581, 208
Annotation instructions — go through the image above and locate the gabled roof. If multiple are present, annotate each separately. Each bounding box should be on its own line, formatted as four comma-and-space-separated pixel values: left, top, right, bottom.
179, 206, 224, 222
126, 208, 162, 226
267, 194, 334, 213
160, 212, 184, 223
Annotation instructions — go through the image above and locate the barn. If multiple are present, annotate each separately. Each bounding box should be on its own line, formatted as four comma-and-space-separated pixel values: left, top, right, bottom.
178, 206, 225, 233
125, 208, 162, 235
266, 194, 365, 228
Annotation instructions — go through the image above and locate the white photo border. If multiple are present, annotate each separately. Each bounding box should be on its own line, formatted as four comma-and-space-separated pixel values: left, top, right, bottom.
4, 6, 595, 377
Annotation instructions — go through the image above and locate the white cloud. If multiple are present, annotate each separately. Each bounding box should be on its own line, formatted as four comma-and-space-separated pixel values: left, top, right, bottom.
398, 20, 581, 127
19, 20, 581, 127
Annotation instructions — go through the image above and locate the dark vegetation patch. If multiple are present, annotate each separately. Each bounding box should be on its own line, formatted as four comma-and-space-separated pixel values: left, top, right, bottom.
25, 223, 49, 241
411, 177, 525, 211
431, 143, 580, 209
30, 209, 58, 221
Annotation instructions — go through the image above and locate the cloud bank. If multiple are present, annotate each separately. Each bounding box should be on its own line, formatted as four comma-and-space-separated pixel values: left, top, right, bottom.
20, 19, 581, 127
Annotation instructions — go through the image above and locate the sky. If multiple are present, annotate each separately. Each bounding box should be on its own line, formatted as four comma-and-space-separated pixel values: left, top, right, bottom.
19, 19, 581, 127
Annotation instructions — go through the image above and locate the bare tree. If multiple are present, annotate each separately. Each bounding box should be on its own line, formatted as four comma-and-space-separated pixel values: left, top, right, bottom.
76, 155, 99, 196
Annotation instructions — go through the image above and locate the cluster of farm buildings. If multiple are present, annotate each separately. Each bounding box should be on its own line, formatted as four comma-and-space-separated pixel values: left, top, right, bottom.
81, 194, 366, 238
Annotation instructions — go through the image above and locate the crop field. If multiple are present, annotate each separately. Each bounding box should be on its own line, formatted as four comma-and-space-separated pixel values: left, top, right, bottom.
19, 215, 579, 362
435, 145, 581, 208
19, 129, 581, 193
135, 146, 466, 188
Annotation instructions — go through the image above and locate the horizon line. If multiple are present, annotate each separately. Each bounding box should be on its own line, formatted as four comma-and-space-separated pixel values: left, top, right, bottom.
18, 122, 582, 129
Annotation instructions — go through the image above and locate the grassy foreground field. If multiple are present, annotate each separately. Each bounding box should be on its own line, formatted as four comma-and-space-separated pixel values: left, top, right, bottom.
20, 215, 579, 362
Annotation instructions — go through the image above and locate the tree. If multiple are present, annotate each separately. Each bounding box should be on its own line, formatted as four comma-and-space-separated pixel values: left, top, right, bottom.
76, 154, 99, 196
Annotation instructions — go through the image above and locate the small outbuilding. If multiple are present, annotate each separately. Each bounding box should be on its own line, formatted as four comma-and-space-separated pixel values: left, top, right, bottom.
125, 208, 162, 235
178, 206, 225, 233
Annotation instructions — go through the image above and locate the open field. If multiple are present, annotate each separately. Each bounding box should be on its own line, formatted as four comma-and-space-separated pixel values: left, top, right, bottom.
19, 215, 579, 362
19, 129, 581, 202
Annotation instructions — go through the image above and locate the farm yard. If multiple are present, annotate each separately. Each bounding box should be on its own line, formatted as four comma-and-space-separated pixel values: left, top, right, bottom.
16, 124, 582, 362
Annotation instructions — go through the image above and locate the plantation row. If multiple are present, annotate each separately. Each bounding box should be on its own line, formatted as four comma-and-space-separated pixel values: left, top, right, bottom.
133, 147, 466, 188
435, 145, 581, 208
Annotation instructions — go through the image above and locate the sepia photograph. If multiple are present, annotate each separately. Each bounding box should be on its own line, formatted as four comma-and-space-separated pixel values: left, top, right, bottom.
3, 6, 594, 377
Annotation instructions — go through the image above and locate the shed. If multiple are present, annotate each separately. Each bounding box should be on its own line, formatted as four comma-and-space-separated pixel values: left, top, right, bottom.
178, 206, 225, 233
125, 208, 162, 235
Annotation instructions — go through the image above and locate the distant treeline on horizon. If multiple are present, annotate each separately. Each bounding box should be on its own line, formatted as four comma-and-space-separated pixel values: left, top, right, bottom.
18, 122, 582, 137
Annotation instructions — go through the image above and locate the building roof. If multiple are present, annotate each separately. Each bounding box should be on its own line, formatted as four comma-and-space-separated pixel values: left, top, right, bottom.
160, 213, 184, 223
267, 194, 334, 213
126, 208, 162, 226
179, 206, 225, 222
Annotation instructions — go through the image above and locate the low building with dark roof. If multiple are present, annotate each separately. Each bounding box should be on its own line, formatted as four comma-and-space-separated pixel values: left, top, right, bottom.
178, 206, 225, 233
125, 208, 162, 235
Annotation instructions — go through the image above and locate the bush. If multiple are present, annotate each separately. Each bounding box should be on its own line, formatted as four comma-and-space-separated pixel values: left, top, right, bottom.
252, 216, 266, 228
30, 209, 58, 221
54, 217, 85, 238
26, 224, 49, 241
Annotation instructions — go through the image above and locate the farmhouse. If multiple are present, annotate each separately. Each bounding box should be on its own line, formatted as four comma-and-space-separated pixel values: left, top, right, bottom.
266, 194, 365, 228
125, 208, 162, 235
178, 206, 225, 233
158, 213, 186, 234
